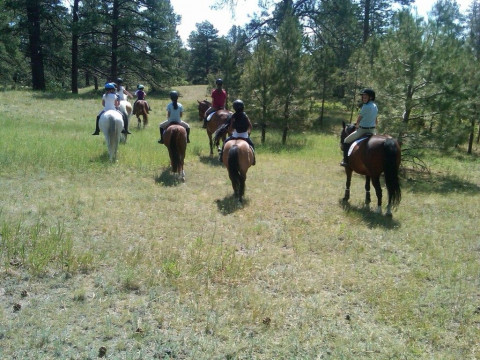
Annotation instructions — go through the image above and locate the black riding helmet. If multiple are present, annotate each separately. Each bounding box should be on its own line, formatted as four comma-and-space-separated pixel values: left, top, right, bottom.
232, 99, 244, 112
170, 91, 179, 100
360, 88, 375, 101
215, 78, 223, 86
116, 78, 123, 84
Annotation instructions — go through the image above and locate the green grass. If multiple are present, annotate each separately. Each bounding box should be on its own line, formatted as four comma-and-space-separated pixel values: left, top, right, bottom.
0, 87, 479, 359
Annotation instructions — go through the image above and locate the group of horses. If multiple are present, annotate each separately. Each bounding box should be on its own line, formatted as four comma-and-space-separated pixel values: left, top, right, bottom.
97, 99, 402, 214
97, 99, 149, 161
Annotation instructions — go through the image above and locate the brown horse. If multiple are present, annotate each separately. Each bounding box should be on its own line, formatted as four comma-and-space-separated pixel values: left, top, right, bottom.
340, 121, 401, 216
197, 100, 232, 155
222, 139, 254, 203
133, 100, 149, 129
163, 124, 187, 182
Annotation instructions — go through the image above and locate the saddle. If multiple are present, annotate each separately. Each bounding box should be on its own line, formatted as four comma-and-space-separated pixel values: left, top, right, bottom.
348, 135, 371, 156
230, 137, 254, 152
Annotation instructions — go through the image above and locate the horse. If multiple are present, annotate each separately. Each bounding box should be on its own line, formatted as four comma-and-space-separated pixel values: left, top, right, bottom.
133, 100, 149, 129
98, 110, 124, 162
118, 100, 132, 143
163, 124, 187, 182
340, 121, 401, 216
222, 139, 254, 203
197, 100, 232, 156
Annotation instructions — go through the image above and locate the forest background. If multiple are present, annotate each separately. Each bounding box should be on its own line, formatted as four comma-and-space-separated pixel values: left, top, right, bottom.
1, 0, 480, 155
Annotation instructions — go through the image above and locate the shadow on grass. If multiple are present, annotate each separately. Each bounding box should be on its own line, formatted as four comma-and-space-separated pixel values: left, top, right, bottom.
154, 168, 182, 187
91, 152, 119, 164
216, 196, 248, 215
402, 169, 480, 195
199, 155, 223, 167
340, 200, 400, 229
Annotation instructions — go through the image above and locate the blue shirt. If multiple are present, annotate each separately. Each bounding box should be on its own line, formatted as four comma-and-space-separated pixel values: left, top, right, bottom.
166, 102, 183, 122
359, 101, 378, 128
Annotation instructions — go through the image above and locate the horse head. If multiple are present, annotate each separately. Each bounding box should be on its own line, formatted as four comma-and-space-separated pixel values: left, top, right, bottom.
341, 121, 356, 144
197, 100, 211, 120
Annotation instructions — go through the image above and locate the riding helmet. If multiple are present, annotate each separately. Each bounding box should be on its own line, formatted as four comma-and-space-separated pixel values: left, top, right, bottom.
170, 91, 179, 100
116, 78, 123, 84
360, 88, 375, 101
137, 84, 144, 89
105, 82, 115, 90
232, 99, 244, 112
215, 78, 223, 86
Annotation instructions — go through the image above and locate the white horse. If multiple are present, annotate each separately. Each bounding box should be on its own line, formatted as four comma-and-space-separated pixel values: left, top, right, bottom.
99, 110, 124, 161
118, 100, 132, 143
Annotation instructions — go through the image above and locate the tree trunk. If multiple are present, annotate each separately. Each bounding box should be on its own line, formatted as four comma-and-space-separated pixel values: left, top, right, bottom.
110, 0, 119, 80
261, 123, 266, 144
467, 119, 474, 154
477, 122, 480, 144
282, 126, 289, 144
71, 0, 79, 94
363, 0, 371, 44
26, 0, 45, 90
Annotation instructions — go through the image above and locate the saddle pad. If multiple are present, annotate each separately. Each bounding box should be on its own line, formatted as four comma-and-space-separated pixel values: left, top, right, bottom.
207, 112, 214, 121
348, 137, 369, 156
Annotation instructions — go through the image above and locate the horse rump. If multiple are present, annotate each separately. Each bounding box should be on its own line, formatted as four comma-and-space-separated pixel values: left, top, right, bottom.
227, 145, 245, 198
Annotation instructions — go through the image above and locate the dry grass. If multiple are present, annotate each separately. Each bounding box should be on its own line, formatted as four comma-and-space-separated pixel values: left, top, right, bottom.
0, 87, 479, 359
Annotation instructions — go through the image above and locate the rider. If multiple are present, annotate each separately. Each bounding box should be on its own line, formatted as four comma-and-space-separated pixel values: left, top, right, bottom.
158, 91, 191, 144
113, 78, 132, 134
203, 78, 227, 128
340, 88, 378, 167
133, 84, 152, 112
92, 82, 124, 135
115, 78, 133, 101
218, 99, 255, 165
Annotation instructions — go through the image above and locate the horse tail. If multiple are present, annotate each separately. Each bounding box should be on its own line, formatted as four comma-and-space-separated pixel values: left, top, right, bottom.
228, 145, 245, 198
107, 114, 119, 160
213, 122, 229, 144
169, 128, 180, 172
384, 138, 401, 208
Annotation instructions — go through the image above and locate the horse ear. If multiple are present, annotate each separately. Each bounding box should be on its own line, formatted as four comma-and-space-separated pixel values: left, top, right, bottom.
342, 120, 346, 128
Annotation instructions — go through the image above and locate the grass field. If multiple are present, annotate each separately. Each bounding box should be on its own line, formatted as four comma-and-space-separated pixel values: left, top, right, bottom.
1, 86, 479, 359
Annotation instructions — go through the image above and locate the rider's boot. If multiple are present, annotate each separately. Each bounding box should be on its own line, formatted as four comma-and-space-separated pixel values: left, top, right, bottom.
158, 128, 164, 143
186, 128, 191, 143
121, 114, 131, 134
340, 143, 350, 167
92, 115, 100, 135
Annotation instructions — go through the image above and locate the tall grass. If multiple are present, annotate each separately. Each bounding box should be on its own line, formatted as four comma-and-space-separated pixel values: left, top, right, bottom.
0, 87, 479, 359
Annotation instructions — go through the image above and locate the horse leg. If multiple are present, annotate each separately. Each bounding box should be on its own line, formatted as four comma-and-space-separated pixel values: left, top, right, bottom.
343, 168, 352, 203
372, 176, 382, 214
136, 115, 141, 129
364, 176, 371, 208
208, 134, 214, 156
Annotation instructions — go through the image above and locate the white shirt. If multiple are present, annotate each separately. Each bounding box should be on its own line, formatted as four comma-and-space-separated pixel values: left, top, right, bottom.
116, 86, 127, 101
103, 93, 118, 111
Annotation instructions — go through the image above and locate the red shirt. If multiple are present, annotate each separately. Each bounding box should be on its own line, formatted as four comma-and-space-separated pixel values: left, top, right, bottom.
211, 88, 227, 109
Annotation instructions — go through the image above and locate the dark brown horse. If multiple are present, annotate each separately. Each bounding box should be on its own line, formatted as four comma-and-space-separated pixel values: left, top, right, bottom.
133, 100, 149, 129
222, 139, 254, 203
197, 100, 232, 155
340, 121, 401, 216
163, 124, 187, 182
